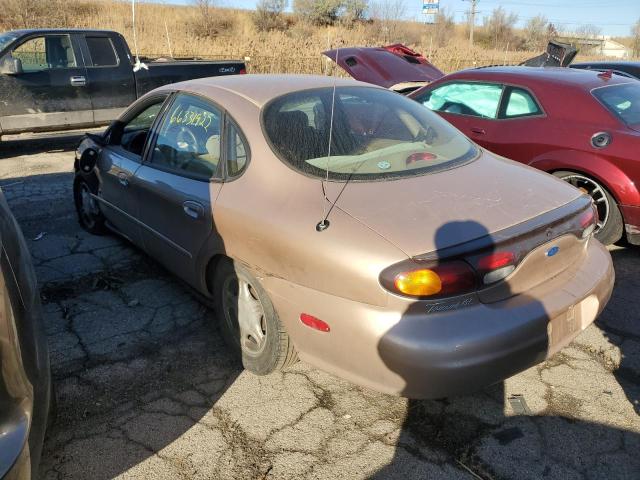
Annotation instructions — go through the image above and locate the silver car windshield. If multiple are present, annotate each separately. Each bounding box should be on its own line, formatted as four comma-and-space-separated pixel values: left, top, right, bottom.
263, 86, 478, 182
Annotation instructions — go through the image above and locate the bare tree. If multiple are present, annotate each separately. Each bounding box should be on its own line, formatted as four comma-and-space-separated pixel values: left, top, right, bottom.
429, 7, 455, 47
523, 15, 548, 51
575, 24, 602, 39
369, 0, 406, 42
340, 0, 368, 26
632, 17, 640, 57
293, 0, 343, 26
483, 7, 518, 49
253, 0, 288, 32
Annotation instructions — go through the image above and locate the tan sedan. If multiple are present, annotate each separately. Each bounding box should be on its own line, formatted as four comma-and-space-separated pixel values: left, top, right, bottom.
73, 75, 614, 398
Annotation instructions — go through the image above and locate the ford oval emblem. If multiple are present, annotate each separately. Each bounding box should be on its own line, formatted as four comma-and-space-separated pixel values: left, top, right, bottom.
546, 246, 560, 257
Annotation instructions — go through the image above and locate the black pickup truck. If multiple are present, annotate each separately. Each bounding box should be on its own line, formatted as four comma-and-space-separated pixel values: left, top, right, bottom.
0, 29, 245, 137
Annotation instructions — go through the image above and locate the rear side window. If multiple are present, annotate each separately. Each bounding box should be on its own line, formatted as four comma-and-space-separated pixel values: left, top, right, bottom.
592, 83, 640, 129
149, 94, 222, 180
86, 36, 118, 67
263, 86, 477, 182
226, 120, 249, 177
418, 82, 503, 119
503, 87, 542, 118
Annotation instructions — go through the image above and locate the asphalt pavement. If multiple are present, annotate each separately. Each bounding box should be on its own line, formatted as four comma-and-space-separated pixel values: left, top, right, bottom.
0, 131, 638, 480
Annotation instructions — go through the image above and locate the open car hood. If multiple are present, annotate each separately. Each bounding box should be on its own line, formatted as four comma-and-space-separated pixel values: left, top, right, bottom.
519, 40, 577, 67
323, 44, 444, 93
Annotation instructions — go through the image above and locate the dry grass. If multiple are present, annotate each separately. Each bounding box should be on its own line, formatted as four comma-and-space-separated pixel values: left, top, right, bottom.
0, 0, 634, 74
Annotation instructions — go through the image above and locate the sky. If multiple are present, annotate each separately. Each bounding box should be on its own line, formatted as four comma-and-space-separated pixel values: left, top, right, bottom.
166, 0, 639, 37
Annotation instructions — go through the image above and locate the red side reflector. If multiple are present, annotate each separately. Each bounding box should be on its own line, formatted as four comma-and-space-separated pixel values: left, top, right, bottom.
300, 314, 330, 332
477, 251, 516, 271
406, 152, 437, 165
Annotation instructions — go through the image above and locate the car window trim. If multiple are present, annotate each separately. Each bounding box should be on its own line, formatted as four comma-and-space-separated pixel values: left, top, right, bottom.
222, 113, 251, 182
10, 33, 80, 72
143, 91, 227, 183
497, 85, 546, 120
419, 80, 505, 121
107, 92, 172, 164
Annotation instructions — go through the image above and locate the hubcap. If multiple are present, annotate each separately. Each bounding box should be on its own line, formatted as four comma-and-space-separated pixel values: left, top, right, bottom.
79, 183, 99, 227
561, 174, 609, 233
222, 276, 267, 356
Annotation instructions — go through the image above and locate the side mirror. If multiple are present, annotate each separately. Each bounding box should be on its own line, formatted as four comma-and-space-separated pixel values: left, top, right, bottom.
78, 148, 99, 174
0, 56, 23, 75
86, 132, 107, 146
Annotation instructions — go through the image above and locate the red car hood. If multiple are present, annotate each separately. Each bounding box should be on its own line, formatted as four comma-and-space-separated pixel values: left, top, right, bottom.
323, 44, 444, 91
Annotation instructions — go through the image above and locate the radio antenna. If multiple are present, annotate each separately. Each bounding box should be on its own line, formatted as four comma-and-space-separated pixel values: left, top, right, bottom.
316, 46, 339, 232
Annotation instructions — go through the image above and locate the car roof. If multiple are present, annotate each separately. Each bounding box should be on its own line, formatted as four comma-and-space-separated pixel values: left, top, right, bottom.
166, 74, 380, 108
441, 66, 633, 91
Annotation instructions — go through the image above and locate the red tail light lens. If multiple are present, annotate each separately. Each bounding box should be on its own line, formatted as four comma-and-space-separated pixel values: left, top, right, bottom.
477, 251, 516, 271
579, 206, 597, 238
239, 68, 247, 74
393, 261, 476, 298
406, 152, 437, 165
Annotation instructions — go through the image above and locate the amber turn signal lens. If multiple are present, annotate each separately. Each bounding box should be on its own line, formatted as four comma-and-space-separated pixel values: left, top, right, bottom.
394, 269, 442, 296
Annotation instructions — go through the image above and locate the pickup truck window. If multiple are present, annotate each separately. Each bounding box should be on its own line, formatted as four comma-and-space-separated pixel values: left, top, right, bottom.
150, 94, 222, 180
0, 32, 19, 52
85, 36, 118, 67
12, 35, 77, 72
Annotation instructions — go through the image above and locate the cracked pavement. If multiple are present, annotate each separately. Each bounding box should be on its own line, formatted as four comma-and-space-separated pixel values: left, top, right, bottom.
0, 131, 638, 479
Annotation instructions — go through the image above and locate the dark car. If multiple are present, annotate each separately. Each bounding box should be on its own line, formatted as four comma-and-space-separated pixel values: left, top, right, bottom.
0, 189, 51, 478
571, 61, 640, 80
0, 29, 245, 138
409, 67, 640, 246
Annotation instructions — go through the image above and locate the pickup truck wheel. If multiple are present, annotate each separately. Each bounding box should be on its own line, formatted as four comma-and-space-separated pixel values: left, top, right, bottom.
213, 258, 297, 375
553, 170, 623, 245
73, 176, 108, 235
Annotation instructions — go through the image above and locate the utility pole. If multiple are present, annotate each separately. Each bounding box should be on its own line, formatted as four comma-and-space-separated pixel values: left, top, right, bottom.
467, 0, 478, 46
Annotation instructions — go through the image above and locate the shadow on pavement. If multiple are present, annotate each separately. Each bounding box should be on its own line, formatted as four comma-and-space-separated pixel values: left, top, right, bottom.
373, 223, 639, 479
0, 131, 86, 160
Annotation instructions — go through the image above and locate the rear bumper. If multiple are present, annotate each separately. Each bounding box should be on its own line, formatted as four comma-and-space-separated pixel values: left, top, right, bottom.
620, 204, 640, 245
264, 239, 614, 399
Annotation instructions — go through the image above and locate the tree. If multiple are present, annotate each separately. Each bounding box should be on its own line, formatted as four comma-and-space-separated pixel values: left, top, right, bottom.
483, 7, 518, 49
253, 0, 288, 31
430, 7, 455, 47
575, 23, 602, 39
523, 15, 548, 51
632, 17, 640, 57
369, 0, 406, 42
293, 0, 343, 26
340, 0, 368, 25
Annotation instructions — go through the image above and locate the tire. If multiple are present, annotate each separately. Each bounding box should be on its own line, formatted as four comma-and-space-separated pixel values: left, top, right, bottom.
213, 258, 297, 374
553, 170, 623, 245
73, 175, 108, 235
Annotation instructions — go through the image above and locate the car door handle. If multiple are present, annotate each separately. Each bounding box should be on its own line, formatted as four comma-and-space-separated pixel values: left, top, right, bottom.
471, 127, 486, 135
117, 172, 129, 187
70, 76, 86, 87
183, 201, 204, 219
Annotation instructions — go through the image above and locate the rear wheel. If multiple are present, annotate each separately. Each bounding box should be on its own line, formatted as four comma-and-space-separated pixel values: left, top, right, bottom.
213, 258, 297, 374
73, 176, 108, 235
553, 170, 623, 245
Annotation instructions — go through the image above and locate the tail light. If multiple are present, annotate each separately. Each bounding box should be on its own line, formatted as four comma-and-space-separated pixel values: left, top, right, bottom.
239, 68, 247, 74
476, 251, 516, 285
394, 262, 476, 297
579, 205, 597, 238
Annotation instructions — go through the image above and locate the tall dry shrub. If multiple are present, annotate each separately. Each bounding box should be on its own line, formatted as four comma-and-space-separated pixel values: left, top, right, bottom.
253, 0, 288, 32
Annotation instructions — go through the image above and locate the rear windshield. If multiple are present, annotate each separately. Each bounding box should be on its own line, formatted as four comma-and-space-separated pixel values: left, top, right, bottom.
592, 83, 640, 128
263, 86, 478, 181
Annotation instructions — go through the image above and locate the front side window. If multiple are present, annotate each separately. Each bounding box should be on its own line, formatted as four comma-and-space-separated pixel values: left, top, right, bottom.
12, 35, 76, 72
592, 83, 640, 129
418, 82, 503, 119
263, 86, 477, 181
149, 94, 222, 180
85, 36, 118, 67
503, 87, 542, 118
117, 101, 165, 156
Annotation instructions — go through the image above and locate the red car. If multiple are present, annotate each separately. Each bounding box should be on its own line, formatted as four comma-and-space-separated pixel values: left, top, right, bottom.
408, 67, 640, 246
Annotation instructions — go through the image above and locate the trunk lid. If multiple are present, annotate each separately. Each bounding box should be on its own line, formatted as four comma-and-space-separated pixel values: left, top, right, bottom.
326, 150, 583, 258
323, 44, 444, 92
